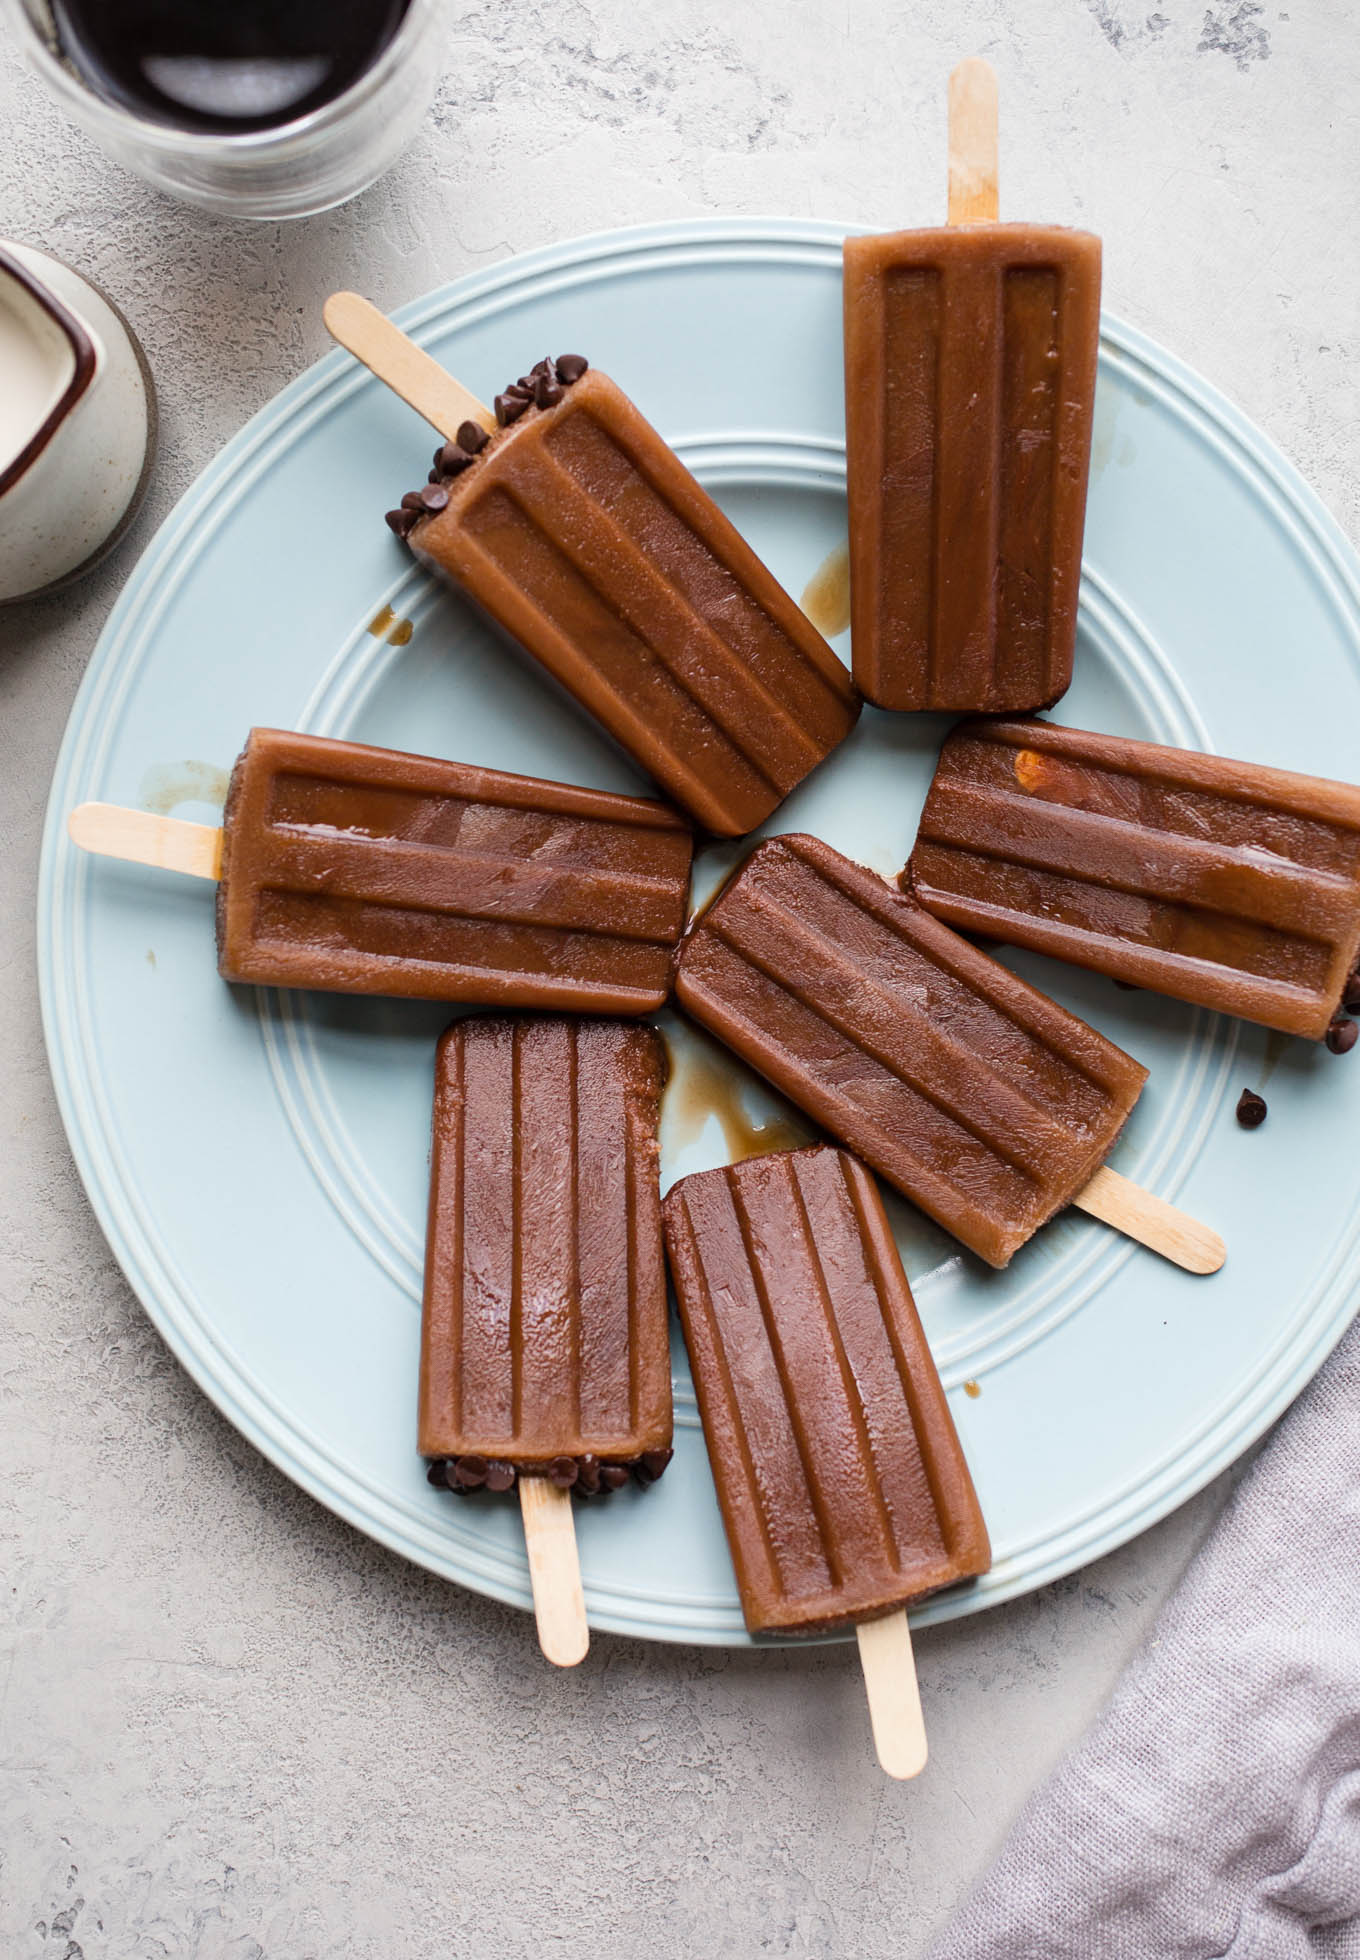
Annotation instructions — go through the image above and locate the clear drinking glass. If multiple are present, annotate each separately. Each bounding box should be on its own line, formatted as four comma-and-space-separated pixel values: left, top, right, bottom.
4, 0, 445, 220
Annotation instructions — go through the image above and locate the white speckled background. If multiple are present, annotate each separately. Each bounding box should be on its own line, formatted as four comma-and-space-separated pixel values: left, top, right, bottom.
2, 4, 1356, 1953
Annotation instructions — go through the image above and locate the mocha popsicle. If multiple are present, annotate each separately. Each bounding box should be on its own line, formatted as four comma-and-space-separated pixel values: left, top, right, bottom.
419, 1015, 673, 1491
71, 731, 693, 1012
385, 357, 861, 837
663, 1144, 990, 1637
674, 833, 1148, 1268
842, 61, 1100, 712
208, 728, 692, 1010
908, 717, 1360, 1044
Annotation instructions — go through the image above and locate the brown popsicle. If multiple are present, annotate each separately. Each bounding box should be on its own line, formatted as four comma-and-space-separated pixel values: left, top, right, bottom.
908, 717, 1360, 1043
323, 294, 861, 839
70, 727, 694, 1014
674, 833, 1220, 1273
663, 1144, 989, 1774
843, 58, 1101, 712
420, 1014, 673, 1480
421, 1015, 674, 1664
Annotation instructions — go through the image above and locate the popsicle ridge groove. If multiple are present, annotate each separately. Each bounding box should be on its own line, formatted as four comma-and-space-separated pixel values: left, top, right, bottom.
919, 781, 1358, 938
665, 1186, 810, 1600
499, 465, 794, 796
706, 890, 1106, 1181
784, 1160, 907, 1574
728, 1172, 855, 1592
456, 489, 786, 820
543, 408, 852, 744
516, 443, 824, 789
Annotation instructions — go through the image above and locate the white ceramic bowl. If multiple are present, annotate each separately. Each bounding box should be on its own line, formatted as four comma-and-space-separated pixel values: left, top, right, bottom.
0, 239, 155, 605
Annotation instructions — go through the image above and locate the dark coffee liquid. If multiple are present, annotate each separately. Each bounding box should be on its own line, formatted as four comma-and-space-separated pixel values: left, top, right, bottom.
50, 0, 412, 133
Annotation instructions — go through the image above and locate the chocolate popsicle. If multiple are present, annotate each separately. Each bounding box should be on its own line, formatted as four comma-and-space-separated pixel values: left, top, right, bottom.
908, 717, 1360, 1044
378, 348, 861, 839
71, 731, 692, 1012
843, 59, 1100, 712
674, 833, 1149, 1269
420, 1014, 672, 1665
419, 1015, 673, 1491
664, 1144, 990, 1637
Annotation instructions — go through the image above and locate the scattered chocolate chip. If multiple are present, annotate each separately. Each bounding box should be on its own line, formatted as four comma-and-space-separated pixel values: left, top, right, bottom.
485, 1461, 515, 1492
600, 1465, 630, 1491
534, 372, 563, 409
385, 508, 418, 539
1344, 971, 1360, 1013
419, 482, 450, 513
555, 354, 588, 383
453, 1454, 490, 1488
457, 420, 488, 453
1326, 1016, 1358, 1056
530, 356, 554, 378
432, 445, 447, 470
635, 1447, 674, 1486
427, 468, 442, 483
426, 1458, 450, 1487
508, 379, 535, 400
437, 441, 471, 474
495, 392, 530, 426
1235, 1088, 1268, 1129
547, 1455, 579, 1489
576, 1454, 602, 1495
400, 490, 427, 511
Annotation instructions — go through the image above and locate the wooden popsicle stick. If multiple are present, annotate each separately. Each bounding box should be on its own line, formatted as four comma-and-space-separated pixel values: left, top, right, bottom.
323, 291, 496, 441
68, 802, 223, 881
1073, 1166, 1225, 1275
947, 57, 1000, 225
857, 1610, 927, 1779
518, 1478, 589, 1668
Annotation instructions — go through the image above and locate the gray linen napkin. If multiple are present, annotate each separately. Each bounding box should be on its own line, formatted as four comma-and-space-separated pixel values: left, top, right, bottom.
930, 1314, 1360, 1960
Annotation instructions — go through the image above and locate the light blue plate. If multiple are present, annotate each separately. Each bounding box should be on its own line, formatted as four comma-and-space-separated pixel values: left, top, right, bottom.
38, 220, 1360, 1645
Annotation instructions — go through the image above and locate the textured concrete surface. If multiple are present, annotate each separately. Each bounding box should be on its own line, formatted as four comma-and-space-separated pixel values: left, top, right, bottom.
1, 3, 1356, 1954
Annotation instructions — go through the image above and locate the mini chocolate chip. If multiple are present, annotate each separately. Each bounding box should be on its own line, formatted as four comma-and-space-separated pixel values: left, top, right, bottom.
508, 379, 535, 400
485, 1461, 515, 1492
432, 445, 446, 470
1235, 1089, 1268, 1129
426, 1458, 450, 1487
454, 1454, 490, 1488
457, 420, 488, 452
1344, 971, 1360, 1013
419, 482, 450, 512
534, 372, 563, 409
634, 1447, 674, 1486
400, 490, 427, 511
427, 468, 441, 483
576, 1455, 602, 1495
530, 356, 554, 377
495, 392, 530, 426
547, 1456, 579, 1489
438, 441, 471, 474
555, 354, 588, 383
385, 508, 418, 539
1326, 1017, 1358, 1055
600, 1465, 630, 1491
